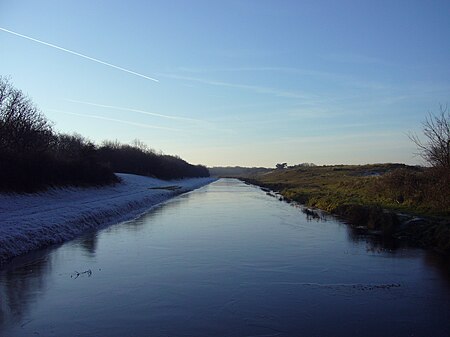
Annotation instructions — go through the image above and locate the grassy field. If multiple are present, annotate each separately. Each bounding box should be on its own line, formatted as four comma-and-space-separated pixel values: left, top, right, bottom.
233, 164, 448, 216
217, 164, 450, 254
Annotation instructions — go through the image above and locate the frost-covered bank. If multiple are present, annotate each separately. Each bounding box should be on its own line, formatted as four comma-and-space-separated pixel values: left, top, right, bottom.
0, 174, 216, 264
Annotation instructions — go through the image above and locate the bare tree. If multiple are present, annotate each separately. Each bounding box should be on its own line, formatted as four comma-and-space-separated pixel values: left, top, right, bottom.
0, 76, 54, 153
409, 105, 450, 169
132, 138, 149, 152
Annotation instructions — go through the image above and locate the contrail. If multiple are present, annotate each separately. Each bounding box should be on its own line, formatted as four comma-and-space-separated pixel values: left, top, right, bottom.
0, 27, 159, 82
66, 99, 204, 123
48, 109, 180, 131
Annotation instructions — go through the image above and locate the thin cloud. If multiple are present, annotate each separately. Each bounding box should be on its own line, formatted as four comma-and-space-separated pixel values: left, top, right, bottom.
158, 73, 317, 100
48, 109, 180, 131
263, 131, 404, 146
66, 99, 205, 123
175, 66, 392, 91
0, 27, 159, 82
323, 52, 384, 65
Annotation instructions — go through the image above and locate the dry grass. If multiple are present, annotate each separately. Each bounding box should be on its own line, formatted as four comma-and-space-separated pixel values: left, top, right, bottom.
239, 164, 449, 217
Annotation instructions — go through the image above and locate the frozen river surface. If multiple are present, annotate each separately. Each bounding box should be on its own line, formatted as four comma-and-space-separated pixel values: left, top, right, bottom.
1, 179, 449, 336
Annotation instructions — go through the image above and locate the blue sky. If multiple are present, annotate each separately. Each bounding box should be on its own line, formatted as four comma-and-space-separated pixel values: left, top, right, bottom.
1, 0, 449, 167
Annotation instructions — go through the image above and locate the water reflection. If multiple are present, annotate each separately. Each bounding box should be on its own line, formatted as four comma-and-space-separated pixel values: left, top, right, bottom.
341, 215, 450, 287
345, 225, 405, 253
77, 232, 98, 256
109, 191, 195, 234
0, 251, 53, 328
72, 191, 197, 258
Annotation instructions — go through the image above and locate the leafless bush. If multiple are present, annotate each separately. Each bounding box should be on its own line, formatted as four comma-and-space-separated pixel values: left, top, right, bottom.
409, 105, 450, 169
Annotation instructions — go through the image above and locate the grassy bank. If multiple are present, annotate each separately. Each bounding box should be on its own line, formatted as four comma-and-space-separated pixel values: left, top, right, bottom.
227, 164, 449, 255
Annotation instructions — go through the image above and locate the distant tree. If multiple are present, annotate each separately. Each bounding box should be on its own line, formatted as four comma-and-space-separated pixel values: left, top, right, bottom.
276, 163, 287, 169
409, 105, 450, 169
101, 139, 121, 149
97, 140, 209, 179
54, 133, 96, 161
132, 138, 149, 152
289, 163, 317, 168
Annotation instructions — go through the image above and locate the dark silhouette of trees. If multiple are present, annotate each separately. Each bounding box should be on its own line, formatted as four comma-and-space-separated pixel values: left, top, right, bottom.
409, 105, 450, 169
97, 141, 209, 180
0, 76, 54, 154
0, 77, 209, 192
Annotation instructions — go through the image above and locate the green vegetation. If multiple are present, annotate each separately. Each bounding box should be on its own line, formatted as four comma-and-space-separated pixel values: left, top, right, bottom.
0, 76, 209, 193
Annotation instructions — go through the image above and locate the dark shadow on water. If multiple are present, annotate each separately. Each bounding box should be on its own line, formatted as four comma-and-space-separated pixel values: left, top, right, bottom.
344, 222, 450, 287
423, 251, 450, 286
76, 232, 99, 256
0, 249, 54, 330
300, 207, 327, 222
345, 225, 406, 253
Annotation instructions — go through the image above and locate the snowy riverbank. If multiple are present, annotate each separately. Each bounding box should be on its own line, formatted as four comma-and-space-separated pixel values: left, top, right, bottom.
0, 174, 216, 264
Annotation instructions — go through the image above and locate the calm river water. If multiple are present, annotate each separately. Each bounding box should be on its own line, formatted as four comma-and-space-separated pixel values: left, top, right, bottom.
1, 179, 449, 336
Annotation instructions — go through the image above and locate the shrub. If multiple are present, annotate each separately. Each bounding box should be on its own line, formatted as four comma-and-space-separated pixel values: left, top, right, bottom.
377, 167, 450, 215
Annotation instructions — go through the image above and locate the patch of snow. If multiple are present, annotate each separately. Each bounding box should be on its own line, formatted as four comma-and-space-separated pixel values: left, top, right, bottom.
0, 173, 216, 264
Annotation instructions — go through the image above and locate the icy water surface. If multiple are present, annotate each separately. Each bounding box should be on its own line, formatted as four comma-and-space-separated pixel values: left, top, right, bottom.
1, 179, 449, 336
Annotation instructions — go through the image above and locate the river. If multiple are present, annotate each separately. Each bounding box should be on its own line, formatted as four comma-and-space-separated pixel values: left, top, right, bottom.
0, 179, 449, 336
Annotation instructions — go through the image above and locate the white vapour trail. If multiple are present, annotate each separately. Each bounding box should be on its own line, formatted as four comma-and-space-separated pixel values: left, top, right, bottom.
48, 109, 180, 131
66, 99, 204, 123
0, 27, 159, 82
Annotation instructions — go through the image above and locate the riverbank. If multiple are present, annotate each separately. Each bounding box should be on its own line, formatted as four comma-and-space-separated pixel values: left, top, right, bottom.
0, 173, 216, 264
236, 164, 449, 256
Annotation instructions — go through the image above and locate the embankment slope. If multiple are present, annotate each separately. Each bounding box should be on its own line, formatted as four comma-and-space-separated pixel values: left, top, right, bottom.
0, 173, 216, 264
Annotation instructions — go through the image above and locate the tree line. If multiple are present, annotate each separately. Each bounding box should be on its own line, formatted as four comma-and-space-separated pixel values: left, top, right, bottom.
0, 76, 209, 192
